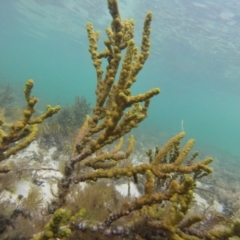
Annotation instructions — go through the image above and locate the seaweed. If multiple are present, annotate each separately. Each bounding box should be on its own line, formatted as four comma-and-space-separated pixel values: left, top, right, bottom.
0, 85, 14, 108
40, 96, 91, 150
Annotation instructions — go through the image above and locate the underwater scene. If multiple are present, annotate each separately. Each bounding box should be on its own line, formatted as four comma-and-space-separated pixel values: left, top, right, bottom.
1, 0, 240, 239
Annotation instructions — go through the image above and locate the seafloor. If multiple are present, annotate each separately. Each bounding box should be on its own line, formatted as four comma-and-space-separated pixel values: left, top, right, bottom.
1, 129, 240, 239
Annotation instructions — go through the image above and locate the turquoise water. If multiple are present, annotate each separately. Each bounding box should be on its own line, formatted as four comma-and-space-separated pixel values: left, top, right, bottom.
1, 0, 240, 160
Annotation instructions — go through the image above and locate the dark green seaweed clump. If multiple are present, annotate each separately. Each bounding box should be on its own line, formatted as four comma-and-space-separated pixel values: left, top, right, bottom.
0, 85, 14, 108
40, 96, 91, 149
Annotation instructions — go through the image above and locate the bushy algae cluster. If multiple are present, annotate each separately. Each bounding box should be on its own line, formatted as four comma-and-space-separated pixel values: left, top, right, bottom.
40, 96, 91, 151
0, 0, 240, 239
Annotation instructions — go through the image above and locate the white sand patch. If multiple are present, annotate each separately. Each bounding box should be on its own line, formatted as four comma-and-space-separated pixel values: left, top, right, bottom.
13, 141, 39, 159
34, 169, 63, 180
0, 190, 18, 203
194, 193, 223, 213
115, 182, 140, 198
41, 182, 57, 202
196, 181, 211, 189
212, 199, 223, 213
196, 181, 203, 188
15, 180, 31, 197
0, 140, 66, 207
78, 182, 87, 191
26, 141, 39, 153
194, 193, 208, 208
